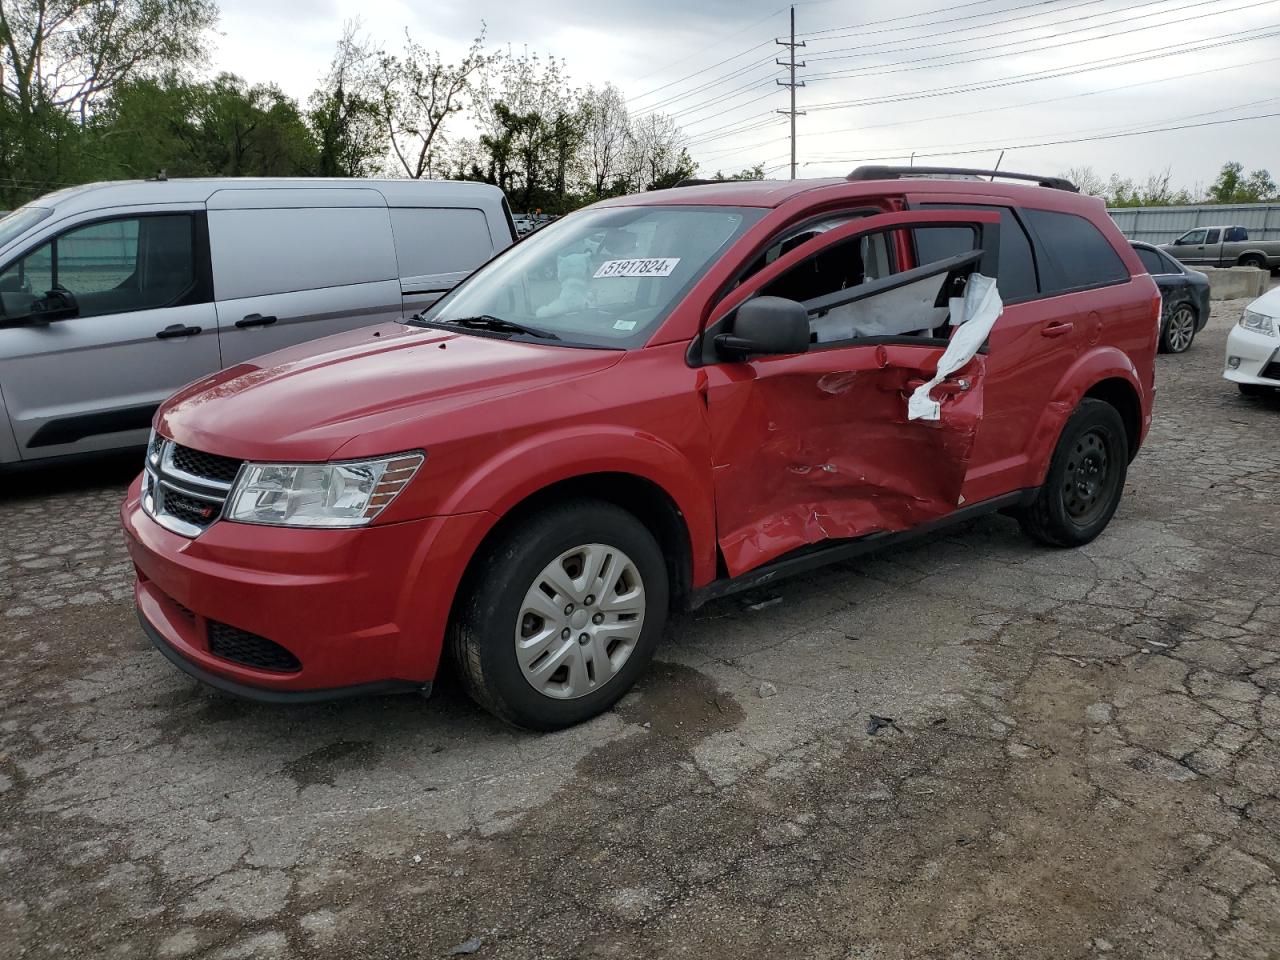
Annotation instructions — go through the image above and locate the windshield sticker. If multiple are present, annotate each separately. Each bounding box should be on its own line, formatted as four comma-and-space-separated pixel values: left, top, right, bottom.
594, 258, 680, 279
612, 320, 638, 331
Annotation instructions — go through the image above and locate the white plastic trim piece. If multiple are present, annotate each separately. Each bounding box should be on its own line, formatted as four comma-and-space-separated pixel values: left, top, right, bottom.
907, 274, 1003, 422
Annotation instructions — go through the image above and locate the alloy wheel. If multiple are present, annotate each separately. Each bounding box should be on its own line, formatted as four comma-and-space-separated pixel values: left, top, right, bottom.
1166, 306, 1195, 352
515, 543, 646, 699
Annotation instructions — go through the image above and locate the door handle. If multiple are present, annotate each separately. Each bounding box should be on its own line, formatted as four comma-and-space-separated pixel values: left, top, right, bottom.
236, 313, 278, 329
1041, 321, 1074, 338
155, 323, 202, 339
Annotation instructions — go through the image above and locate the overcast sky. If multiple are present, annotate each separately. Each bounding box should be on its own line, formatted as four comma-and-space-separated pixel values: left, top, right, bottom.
211, 0, 1280, 189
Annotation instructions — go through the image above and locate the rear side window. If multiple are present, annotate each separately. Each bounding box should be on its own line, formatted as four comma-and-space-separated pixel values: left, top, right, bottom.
1225, 226, 1247, 242
1134, 246, 1165, 275
389, 207, 494, 280
1158, 251, 1183, 274
1023, 209, 1128, 293
913, 204, 1038, 302
209, 206, 397, 300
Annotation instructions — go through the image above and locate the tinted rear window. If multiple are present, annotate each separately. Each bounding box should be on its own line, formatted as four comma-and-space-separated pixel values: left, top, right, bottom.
1024, 209, 1128, 293
913, 204, 1038, 301
1134, 246, 1164, 274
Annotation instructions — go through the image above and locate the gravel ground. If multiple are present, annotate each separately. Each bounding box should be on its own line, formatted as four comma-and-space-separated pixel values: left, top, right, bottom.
2, 293, 1278, 960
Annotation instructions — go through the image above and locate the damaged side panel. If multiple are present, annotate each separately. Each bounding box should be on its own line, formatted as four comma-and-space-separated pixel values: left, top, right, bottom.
705, 345, 985, 577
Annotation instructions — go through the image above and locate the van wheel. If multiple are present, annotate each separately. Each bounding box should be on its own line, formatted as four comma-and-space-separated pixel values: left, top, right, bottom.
1159, 304, 1197, 353
449, 500, 668, 731
1016, 399, 1128, 548
1238, 254, 1267, 270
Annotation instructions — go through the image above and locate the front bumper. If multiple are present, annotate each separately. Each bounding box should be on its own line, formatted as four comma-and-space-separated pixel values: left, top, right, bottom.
122, 476, 495, 699
1223, 323, 1280, 386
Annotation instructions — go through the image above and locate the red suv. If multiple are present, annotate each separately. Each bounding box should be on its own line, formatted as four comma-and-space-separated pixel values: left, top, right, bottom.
122, 166, 1160, 730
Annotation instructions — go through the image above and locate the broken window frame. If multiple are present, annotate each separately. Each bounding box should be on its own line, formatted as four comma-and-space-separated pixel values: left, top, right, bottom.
688, 209, 1001, 366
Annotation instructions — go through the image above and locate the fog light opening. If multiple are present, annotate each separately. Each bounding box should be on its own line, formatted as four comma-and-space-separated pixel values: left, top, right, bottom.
1228, 356, 1242, 369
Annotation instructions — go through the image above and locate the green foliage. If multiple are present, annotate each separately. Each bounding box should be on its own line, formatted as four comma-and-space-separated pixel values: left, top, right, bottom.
1207, 162, 1277, 204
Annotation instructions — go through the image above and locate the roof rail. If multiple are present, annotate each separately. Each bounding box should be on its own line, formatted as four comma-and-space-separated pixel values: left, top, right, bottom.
847, 165, 1078, 193
673, 178, 722, 188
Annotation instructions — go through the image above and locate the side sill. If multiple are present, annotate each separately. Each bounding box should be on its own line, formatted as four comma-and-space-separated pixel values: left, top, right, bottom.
687, 489, 1034, 609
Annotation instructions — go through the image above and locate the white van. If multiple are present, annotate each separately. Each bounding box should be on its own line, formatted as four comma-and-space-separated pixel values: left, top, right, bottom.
0, 178, 516, 467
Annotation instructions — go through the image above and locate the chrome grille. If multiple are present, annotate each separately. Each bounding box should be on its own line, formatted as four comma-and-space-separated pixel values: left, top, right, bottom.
142, 436, 244, 538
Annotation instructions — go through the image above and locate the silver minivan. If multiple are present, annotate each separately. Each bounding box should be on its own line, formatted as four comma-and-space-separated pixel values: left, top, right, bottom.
0, 178, 515, 467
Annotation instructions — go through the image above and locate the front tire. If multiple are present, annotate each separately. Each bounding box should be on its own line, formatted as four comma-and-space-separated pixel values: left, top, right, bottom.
449, 499, 669, 731
1159, 303, 1197, 353
1016, 399, 1128, 548
1238, 382, 1276, 398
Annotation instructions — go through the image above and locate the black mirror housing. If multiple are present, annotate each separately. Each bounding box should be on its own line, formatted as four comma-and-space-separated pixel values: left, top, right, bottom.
31, 289, 79, 323
716, 296, 810, 358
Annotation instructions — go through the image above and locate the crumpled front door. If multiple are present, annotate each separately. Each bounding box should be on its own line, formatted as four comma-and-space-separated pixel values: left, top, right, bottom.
704, 342, 985, 576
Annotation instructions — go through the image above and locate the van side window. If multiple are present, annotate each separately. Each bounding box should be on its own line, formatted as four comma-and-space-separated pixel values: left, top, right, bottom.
913, 204, 1038, 301
0, 215, 199, 320
1023, 209, 1128, 293
390, 208, 494, 280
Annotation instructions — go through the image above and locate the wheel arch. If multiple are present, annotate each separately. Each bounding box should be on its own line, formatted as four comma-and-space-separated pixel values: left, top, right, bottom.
1025, 348, 1147, 486
450, 471, 698, 620
1083, 377, 1142, 461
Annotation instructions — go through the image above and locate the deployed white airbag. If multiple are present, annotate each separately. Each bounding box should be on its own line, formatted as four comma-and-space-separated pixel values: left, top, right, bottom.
907, 274, 1002, 421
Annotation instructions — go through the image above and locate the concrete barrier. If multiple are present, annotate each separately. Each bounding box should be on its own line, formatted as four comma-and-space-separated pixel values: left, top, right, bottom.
1201, 266, 1271, 301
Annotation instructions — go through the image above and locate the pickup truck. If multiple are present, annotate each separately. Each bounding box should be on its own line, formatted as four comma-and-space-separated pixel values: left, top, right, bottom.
1158, 225, 1280, 270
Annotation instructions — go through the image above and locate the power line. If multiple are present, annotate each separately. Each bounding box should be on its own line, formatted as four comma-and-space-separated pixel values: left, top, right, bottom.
651, 0, 1222, 127
691, 53, 1280, 160
801, 110, 1280, 167
804, 0, 1176, 65
801, 0, 1280, 83
628, 0, 1103, 119
803, 22, 1280, 112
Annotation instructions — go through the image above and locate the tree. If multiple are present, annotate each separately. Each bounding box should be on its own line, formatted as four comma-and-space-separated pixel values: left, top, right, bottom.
580, 83, 629, 197
86, 74, 319, 180
709, 164, 765, 181
626, 112, 691, 191
1208, 161, 1276, 203
369, 27, 489, 180
0, 0, 216, 119
308, 23, 386, 177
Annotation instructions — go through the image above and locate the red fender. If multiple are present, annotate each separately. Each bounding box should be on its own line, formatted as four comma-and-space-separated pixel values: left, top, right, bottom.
1025, 345, 1148, 487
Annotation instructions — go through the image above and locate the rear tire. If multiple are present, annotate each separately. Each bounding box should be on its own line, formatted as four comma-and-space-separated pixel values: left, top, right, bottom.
1158, 303, 1197, 354
1238, 254, 1267, 270
449, 499, 668, 731
1016, 399, 1128, 548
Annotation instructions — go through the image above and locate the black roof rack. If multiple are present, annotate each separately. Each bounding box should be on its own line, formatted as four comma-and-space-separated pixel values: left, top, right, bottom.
847, 165, 1078, 193
673, 177, 752, 188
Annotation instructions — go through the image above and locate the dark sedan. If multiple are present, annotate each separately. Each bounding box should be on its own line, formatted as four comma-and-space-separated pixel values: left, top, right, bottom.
1132, 241, 1211, 354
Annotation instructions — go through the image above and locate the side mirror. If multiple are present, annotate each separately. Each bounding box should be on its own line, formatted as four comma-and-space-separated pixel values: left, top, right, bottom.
715, 296, 810, 358
31, 289, 79, 322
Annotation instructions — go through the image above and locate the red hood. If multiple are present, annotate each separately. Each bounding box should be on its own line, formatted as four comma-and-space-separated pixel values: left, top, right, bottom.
157, 322, 624, 461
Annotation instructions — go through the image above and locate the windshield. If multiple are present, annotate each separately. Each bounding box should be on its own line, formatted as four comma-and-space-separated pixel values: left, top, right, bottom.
421, 204, 762, 347
0, 206, 53, 252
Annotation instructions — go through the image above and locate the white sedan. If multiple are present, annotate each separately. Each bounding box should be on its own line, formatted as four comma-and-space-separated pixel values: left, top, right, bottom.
1225, 284, 1280, 397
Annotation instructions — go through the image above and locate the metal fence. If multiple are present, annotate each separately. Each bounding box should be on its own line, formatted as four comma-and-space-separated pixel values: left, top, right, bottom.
1107, 203, 1280, 244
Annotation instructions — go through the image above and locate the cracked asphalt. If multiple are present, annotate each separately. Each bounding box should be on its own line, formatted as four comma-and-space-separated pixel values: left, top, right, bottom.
3, 290, 1279, 960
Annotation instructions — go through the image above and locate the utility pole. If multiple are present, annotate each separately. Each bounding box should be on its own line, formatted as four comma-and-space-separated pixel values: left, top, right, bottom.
776, 5, 806, 180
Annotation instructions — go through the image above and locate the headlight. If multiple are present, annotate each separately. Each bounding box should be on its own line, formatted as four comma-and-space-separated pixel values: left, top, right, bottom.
225, 453, 424, 528
1240, 310, 1278, 336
